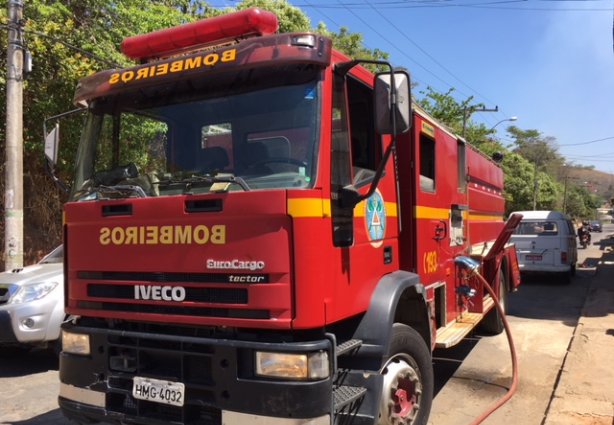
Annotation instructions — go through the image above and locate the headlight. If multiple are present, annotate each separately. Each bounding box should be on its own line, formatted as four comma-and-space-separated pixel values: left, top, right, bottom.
62, 331, 91, 355
10, 281, 58, 304
255, 351, 329, 380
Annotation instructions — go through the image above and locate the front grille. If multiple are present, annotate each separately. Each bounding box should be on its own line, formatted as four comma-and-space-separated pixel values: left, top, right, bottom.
77, 301, 269, 319
76, 270, 273, 321
87, 284, 248, 304
78, 271, 269, 284
106, 330, 222, 424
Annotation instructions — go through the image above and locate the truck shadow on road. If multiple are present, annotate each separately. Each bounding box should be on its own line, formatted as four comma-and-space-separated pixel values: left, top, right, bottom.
508, 238, 614, 328
5, 409, 68, 425
579, 249, 614, 319
506, 272, 589, 328
0, 349, 58, 378
432, 336, 482, 396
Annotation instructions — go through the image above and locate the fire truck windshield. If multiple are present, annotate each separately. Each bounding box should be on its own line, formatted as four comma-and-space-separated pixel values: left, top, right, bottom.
71, 77, 321, 200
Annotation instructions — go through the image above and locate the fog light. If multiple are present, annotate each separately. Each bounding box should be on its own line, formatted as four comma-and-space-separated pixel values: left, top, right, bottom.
22, 318, 35, 328
62, 331, 91, 355
255, 351, 329, 380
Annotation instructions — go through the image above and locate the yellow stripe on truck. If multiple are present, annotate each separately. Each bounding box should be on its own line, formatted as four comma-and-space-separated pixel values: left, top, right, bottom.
287, 198, 398, 218
287, 198, 332, 218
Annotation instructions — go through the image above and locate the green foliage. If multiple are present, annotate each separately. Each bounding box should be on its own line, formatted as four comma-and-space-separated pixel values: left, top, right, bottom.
413, 86, 578, 215
235, 0, 311, 33
316, 23, 388, 66
500, 152, 536, 213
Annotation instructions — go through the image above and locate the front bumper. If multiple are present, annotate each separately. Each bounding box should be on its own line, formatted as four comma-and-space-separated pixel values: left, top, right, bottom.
518, 263, 572, 273
59, 394, 329, 425
59, 322, 334, 425
0, 295, 63, 344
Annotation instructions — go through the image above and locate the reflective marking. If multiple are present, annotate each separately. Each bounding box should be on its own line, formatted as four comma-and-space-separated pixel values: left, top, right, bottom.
287, 198, 331, 218
59, 383, 105, 407
223, 410, 329, 425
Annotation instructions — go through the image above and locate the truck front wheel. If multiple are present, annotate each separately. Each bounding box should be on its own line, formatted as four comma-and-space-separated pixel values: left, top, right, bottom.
377, 324, 433, 425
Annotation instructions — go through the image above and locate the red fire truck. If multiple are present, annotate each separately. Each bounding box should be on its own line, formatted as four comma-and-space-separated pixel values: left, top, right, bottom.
50, 8, 521, 425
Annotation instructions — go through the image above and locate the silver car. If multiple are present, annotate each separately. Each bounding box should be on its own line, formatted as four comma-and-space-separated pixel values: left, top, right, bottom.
0, 245, 64, 353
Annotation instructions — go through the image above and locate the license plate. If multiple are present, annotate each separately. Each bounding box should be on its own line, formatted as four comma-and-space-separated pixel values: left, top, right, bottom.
132, 376, 185, 407
526, 254, 542, 261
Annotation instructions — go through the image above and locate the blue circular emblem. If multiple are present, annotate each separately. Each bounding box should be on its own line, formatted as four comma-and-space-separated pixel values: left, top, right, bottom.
365, 190, 386, 244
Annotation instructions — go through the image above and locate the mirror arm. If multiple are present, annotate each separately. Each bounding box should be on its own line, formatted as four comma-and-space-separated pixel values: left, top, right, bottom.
356, 137, 396, 203
335, 59, 393, 77
336, 60, 406, 209
339, 136, 397, 209
44, 159, 70, 194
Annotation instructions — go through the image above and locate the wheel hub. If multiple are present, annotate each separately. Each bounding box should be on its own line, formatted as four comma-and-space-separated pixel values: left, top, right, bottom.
379, 356, 422, 425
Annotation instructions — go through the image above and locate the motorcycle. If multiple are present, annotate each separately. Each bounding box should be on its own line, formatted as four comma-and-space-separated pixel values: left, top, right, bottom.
579, 232, 590, 249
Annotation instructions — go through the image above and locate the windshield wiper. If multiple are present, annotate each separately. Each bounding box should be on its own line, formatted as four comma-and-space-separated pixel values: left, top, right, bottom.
74, 184, 147, 200
155, 173, 251, 192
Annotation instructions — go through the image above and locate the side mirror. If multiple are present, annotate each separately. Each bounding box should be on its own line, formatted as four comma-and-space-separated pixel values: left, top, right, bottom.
44, 123, 59, 166
43, 108, 85, 194
374, 70, 412, 135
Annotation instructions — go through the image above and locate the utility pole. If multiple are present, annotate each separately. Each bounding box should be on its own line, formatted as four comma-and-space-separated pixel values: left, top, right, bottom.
4, 0, 24, 270
562, 174, 568, 214
462, 105, 498, 138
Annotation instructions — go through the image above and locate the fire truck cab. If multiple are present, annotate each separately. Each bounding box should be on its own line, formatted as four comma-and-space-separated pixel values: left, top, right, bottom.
51, 8, 520, 425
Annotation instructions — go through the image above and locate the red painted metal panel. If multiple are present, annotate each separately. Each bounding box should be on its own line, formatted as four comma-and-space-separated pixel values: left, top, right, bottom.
65, 191, 294, 329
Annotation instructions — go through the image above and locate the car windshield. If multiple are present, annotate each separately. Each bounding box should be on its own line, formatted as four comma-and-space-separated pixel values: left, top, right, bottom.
71, 67, 321, 200
40, 245, 63, 264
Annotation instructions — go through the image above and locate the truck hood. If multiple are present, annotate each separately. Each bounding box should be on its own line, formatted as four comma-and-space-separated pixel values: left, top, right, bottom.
64, 190, 294, 329
0, 263, 63, 286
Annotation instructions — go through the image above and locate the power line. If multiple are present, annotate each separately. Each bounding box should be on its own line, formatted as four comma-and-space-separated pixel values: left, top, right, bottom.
359, 0, 507, 124
0, 23, 120, 68
327, 0, 476, 97
293, 0, 612, 10
558, 136, 614, 147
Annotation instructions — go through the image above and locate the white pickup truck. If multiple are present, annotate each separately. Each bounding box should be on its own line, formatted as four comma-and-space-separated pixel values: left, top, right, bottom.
0, 246, 64, 354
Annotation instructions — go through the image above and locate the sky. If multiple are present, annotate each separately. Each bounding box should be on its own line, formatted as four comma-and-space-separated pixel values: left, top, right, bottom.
233, 0, 614, 173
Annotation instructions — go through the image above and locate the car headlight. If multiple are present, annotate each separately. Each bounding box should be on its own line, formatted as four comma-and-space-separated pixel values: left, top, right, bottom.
62, 331, 91, 355
255, 351, 329, 380
10, 281, 59, 304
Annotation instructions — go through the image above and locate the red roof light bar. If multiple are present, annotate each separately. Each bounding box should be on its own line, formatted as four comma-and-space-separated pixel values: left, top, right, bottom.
121, 8, 279, 61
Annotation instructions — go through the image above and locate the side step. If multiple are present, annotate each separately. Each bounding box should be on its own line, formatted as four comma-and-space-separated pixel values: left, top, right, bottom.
333, 339, 367, 412
334, 385, 367, 411
336, 339, 362, 356
434, 297, 494, 349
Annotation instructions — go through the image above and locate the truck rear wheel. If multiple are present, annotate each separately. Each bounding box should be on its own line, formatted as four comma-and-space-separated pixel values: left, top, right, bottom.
480, 271, 507, 335
377, 324, 433, 425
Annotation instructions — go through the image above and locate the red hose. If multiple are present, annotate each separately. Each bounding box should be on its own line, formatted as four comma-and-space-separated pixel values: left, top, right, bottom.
467, 271, 519, 425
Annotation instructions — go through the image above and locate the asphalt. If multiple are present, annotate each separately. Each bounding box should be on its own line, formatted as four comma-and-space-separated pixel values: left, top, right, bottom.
543, 234, 614, 425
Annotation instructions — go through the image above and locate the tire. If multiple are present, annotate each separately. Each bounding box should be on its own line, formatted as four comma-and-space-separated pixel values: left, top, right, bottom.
0, 345, 32, 357
480, 271, 507, 335
51, 338, 62, 356
377, 324, 433, 425
558, 270, 572, 285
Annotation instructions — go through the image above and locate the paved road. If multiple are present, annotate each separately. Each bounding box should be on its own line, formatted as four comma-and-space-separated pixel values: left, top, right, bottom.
429, 223, 614, 425
1, 226, 612, 425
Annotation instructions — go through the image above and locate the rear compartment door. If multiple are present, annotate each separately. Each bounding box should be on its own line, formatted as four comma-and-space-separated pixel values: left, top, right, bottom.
511, 220, 561, 268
